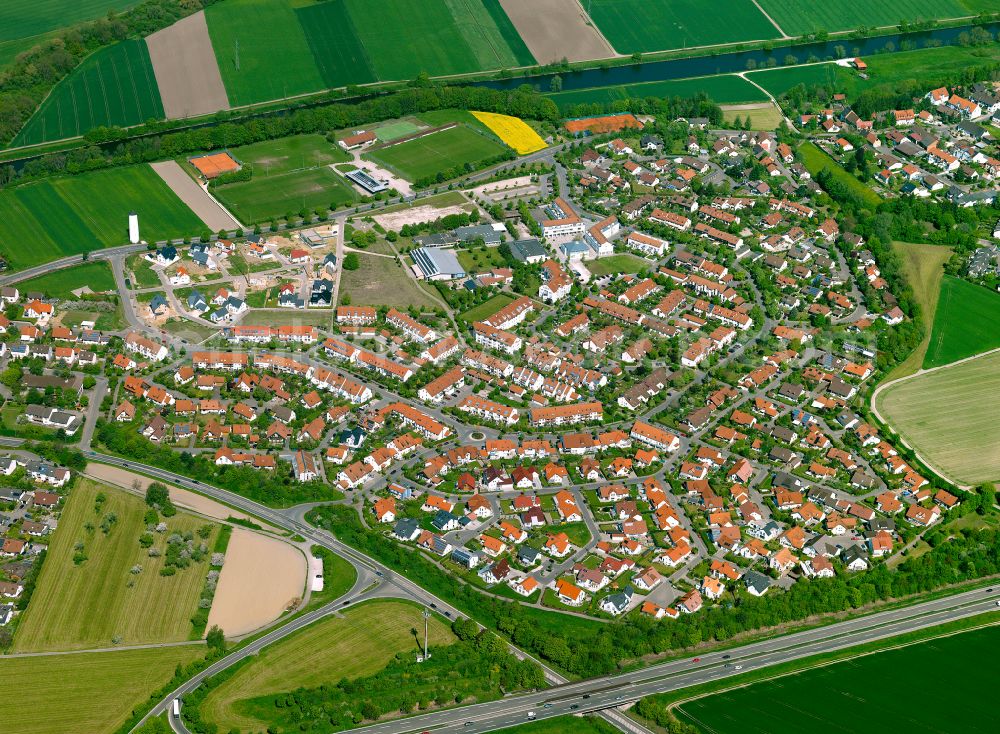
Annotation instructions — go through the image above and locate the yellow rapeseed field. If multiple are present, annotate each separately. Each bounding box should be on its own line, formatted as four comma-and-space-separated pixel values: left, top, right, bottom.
472, 111, 547, 155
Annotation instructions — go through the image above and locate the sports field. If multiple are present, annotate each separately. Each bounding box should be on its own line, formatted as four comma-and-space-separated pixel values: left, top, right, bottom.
877, 349, 1000, 484
0, 0, 138, 43
924, 275, 1000, 368
13, 479, 220, 652
199, 600, 454, 732
367, 125, 508, 182
587, 254, 649, 276
0, 165, 202, 270
340, 253, 443, 310
677, 623, 1000, 733
223, 133, 349, 176
12, 40, 163, 146
587, 0, 780, 53
547, 75, 768, 109
0, 645, 203, 734
206, 0, 535, 106
213, 166, 357, 223
757, 0, 986, 35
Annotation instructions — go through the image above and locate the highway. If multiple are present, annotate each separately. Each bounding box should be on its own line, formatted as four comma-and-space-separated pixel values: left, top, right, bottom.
78, 442, 999, 734
347, 586, 1000, 734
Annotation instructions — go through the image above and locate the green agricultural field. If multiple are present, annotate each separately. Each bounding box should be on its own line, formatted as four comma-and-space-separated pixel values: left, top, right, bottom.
340, 253, 443, 310
13, 479, 220, 652
224, 133, 349, 176
884, 242, 952, 381
588, 0, 780, 53
366, 125, 507, 182
924, 275, 1000, 367
12, 40, 163, 146
587, 254, 650, 276
199, 600, 454, 733
0, 0, 138, 43
318, 0, 535, 82
876, 349, 1000, 484
458, 293, 514, 323
676, 623, 1000, 733
797, 141, 882, 209
494, 717, 621, 734
296, 0, 377, 88
213, 166, 358, 223
548, 75, 768, 109
756, 0, 989, 35
207, 0, 534, 105
15, 261, 117, 299
0, 645, 203, 734
0, 165, 202, 270
206, 0, 326, 107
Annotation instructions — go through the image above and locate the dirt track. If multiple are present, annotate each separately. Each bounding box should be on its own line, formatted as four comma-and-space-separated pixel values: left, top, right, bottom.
498, 0, 616, 63
146, 11, 230, 119
206, 528, 307, 637
84, 464, 258, 523
150, 160, 241, 231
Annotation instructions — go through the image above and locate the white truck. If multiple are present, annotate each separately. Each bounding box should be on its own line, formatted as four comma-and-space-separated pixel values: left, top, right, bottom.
172, 699, 181, 718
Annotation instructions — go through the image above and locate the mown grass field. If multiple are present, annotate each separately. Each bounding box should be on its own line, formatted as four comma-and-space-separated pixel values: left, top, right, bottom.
924, 275, 1000, 367
223, 133, 349, 176
0, 645, 203, 734
199, 600, 454, 732
723, 103, 784, 130
752, 45, 1000, 104
588, 0, 779, 53
12, 40, 163, 146
884, 242, 952, 381
0, 165, 202, 269
15, 261, 117, 299
676, 623, 1000, 733
340, 253, 442, 310
13, 479, 219, 652
366, 125, 507, 182
0, 0, 138, 43
548, 74, 768, 109
748, 63, 846, 99
495, 717, 621, 734
797, 141, 883, 209
757, 0, 986, 35
214, 166, 357, 223
877, 349, 1000, 484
